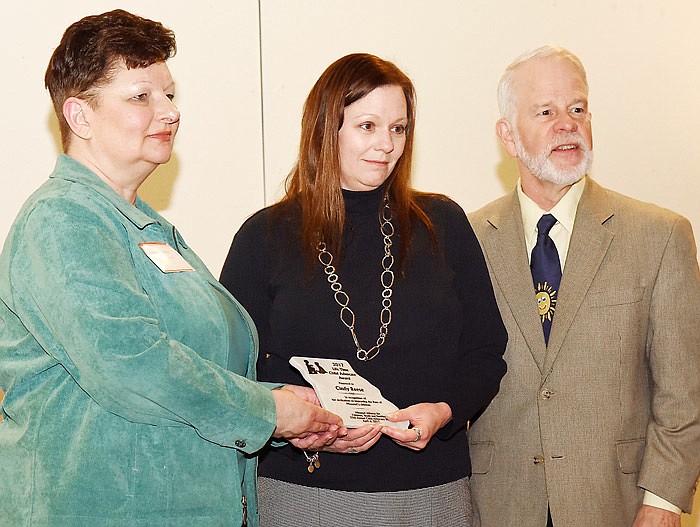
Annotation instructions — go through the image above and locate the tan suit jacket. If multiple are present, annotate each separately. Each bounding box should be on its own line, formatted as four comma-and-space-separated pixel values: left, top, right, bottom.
467, 178, 700, 527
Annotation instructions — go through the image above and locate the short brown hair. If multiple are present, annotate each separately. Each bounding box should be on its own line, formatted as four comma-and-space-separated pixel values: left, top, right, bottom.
282, 53, 433, 266
45, 9, 176, 151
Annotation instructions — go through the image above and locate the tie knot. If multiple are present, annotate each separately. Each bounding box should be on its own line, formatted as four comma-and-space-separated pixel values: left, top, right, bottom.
537, 214, 558, 237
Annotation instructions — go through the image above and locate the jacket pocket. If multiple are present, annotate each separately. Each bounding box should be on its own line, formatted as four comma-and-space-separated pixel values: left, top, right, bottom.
469, 441, 495, 474
616, 438, 646, 474
585, 287, 644, 307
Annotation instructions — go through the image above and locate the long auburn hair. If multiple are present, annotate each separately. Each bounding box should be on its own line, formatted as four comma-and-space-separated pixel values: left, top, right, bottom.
280, 53, 435, 268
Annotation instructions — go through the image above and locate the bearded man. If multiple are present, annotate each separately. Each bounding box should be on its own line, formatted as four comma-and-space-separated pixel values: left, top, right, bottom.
467, 45, 700, 527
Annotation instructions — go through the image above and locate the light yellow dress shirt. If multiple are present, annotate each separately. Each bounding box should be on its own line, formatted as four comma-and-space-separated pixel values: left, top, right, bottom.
516, 176, 681, 516
518, 177, 584, 268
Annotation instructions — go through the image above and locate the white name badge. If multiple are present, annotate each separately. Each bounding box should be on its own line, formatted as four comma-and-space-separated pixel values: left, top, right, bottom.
289, 356, 409, 429
139, 242, 195, 273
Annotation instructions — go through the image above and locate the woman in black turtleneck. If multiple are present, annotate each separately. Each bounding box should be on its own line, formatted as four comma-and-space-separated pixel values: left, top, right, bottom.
220, 53, 507, 527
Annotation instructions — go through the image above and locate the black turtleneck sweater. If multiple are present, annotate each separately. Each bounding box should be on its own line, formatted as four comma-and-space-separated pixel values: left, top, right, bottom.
220, 186, 507, 492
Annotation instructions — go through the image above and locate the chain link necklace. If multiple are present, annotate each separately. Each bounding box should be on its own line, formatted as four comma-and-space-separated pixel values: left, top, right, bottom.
317, 195, 395, 361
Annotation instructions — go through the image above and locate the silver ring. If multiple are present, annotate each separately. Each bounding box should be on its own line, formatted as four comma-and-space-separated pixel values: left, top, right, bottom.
413, 428, 422, 442
348, 447, 358, 454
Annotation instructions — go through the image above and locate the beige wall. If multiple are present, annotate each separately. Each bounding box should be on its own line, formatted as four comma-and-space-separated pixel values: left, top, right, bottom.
2, 1, 699, 522
2, 1, 699, 273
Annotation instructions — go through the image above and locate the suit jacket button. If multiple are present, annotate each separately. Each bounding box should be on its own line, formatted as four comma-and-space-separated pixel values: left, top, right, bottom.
540, 388, 554, 399
235, 439, 247, 448
533, 455, 545, 465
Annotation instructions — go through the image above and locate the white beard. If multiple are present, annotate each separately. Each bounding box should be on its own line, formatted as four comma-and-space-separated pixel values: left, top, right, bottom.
514, 131, 593, 186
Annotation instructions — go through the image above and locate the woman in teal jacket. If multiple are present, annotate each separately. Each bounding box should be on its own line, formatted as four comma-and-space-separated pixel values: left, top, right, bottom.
0, 10, 342, 527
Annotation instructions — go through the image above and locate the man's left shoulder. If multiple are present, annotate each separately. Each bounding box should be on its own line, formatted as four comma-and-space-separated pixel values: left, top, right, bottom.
594, 183, 689, 229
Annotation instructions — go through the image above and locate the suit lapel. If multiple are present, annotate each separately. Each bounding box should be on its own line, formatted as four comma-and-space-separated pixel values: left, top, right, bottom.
480, 192, 549, 372
543, 179, 615, 375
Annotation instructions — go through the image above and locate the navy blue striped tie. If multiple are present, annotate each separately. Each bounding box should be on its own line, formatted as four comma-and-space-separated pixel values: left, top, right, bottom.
531, 214, 561, 344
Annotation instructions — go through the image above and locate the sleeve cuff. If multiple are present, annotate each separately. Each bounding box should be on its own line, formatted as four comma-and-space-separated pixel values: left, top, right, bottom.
642, 490, 681, 515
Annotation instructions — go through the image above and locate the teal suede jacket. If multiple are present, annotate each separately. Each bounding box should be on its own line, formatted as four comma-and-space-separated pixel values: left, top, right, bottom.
0, 155, 276, 526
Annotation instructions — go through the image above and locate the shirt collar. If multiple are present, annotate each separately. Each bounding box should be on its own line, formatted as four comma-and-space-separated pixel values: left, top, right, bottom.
517, 176, 586, 245
50, 154, 159, 230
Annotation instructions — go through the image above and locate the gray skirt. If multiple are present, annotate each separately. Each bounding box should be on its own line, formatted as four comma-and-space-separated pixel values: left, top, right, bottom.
258, 476, 477, 527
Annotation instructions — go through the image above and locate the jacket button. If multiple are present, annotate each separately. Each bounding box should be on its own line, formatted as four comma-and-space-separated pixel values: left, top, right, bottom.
235, 440, 247, 448
540, 388, 554, 399
533, 455, 545, 465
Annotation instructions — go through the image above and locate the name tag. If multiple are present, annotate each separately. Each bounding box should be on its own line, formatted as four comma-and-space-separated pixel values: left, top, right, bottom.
139, 242, 195, 273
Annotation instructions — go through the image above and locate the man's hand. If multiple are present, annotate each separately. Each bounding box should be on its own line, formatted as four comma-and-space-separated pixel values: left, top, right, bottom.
631, 505, 681, 527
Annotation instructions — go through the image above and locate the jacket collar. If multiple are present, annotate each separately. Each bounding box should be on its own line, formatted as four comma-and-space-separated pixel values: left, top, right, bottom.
479, 178, 616, 375
50, 155, 160, 230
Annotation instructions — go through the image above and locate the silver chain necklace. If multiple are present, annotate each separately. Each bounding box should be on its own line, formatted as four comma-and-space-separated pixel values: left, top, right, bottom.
317, 196, 395, 361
